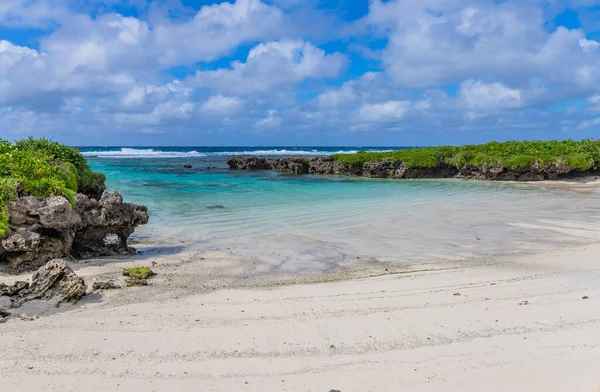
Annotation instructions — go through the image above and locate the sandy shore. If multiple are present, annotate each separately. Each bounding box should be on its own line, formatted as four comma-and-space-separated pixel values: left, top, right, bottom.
1, 238, 599, 391
1, 179, 600, 391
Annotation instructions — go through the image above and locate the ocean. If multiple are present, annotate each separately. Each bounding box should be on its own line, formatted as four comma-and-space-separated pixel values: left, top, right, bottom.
81, 146, 600, 274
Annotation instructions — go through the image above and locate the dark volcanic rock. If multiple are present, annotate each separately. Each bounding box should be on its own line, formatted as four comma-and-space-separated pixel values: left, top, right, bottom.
92, 281, 120, 290
1, 191, 149, 274
227, 156, 596, 181
2, 259, 87, 308
78, 172, 107, 200
227, 156, 272, 171
0, 281, 29, 297
72, 192, 149, 258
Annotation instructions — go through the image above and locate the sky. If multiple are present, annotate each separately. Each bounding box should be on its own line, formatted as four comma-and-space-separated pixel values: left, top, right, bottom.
1, 0, 600, 146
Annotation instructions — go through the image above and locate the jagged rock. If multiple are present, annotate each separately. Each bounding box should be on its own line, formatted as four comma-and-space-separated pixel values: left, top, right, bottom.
8, 196, 40, 226
1, 231, 41, 252
0, 281, 29, 296
227, 156, 272, 171
92, 281, 120, 290
38, 196, 82, 231
72, 192, 149, 258
3, 235, 73, 274
0, 260, 86, 310
11, 259, 87, 307
1, 191, 149, 274
228, 156, 597, 181
77, 172, 107, 200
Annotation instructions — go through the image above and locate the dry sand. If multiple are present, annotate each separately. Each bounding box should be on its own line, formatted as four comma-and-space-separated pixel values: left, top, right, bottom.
1, 180, 600, 391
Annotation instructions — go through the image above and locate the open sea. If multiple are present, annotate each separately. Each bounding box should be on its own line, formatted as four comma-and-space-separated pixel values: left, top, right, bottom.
81, 146, 600, 273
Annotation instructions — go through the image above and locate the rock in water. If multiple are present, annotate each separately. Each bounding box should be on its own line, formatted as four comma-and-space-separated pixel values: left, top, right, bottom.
11, 259, 87, 307
227, 155, 596, 181
183, 164, 192, 168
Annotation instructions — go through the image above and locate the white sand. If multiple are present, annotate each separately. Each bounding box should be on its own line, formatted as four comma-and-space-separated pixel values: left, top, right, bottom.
1, 179, 600, 391
1, 240, 599, 391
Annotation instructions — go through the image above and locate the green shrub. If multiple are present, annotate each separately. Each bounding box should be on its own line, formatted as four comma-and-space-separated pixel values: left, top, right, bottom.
332, 139, 600, 170
503, 155, 538, 169
0, 178, 19, 237
0, 138, 105, 238
13, 137, 104, 191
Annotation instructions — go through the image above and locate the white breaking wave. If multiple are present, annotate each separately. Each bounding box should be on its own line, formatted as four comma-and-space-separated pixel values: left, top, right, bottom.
81, 148, 396, 158
81, 148, 206, 158
212, 149, 360, 156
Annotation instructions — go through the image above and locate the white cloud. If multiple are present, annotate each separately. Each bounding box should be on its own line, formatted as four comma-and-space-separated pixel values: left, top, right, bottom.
359, 100, 411, 121
361, 0, 600, 106
120, 81, 192, 109
114, 101, 196, 126
577, 117, 600, 129
590, 94, 600, 111
0, 0, 68, 27
459, 80, 522, 110
154, 0, 286, 65
318, 85, 356, 108
255, 109, 282, 128
0, 1, 294, 110
1, 0, 600, 143
579, 38, 600, 52
193, 40, 345, 95
201, 95, 243, 114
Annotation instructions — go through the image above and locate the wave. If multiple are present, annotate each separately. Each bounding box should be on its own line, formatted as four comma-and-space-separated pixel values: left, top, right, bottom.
81, 148, 396, 158
212, 149, 363, 156
81, 148, 206, 158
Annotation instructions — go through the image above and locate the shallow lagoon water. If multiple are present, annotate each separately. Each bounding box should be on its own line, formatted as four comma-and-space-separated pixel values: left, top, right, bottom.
85, 147, 600, 274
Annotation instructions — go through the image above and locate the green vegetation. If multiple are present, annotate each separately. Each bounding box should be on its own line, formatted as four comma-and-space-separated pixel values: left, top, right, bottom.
0, 137, 105, 237
123, 267, 155, 280
126, 278, 149, 287
123, 266, 155, 287
332, 139, 600, 170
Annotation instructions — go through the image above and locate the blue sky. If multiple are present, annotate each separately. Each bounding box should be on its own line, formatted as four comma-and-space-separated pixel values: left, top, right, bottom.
1, 0, 600, 146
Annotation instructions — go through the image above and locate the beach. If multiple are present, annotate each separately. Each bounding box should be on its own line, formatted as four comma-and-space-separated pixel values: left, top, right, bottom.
4, 0, 600, 387
1, 146, 600, 392
1, 177, 600, 391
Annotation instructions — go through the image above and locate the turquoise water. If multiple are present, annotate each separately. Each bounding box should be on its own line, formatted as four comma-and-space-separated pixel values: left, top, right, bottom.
85, 147, 600, 273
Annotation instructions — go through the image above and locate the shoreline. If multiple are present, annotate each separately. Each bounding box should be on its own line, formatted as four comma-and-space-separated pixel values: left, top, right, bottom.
227, 154, 600, 182
1, 172, 600, 391
1, 238, 599, 391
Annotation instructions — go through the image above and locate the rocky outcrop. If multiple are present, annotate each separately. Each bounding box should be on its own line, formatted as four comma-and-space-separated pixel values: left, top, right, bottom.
227, 156, 598, 181
78, 172, 107, 200
0, 259, 87, 310
0, 192, 148, 274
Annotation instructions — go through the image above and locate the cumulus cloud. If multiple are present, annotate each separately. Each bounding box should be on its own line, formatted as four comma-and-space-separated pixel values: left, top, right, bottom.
361, 0, 600, 107
255, 109, 282, 129
153, 0, 286, 64
359, 101, 412, 121
201, 95, 243, 114
0, 0, 69, 27
1, 0, 600, 143
193, 40, 346, 95
318, 85, 356, 108
459, 80, 522, 110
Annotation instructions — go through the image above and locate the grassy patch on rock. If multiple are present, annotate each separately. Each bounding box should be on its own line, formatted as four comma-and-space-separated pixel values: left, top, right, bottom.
0, 137, 105, 237
331, 139, 600, 170
123, 267, 155, 280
